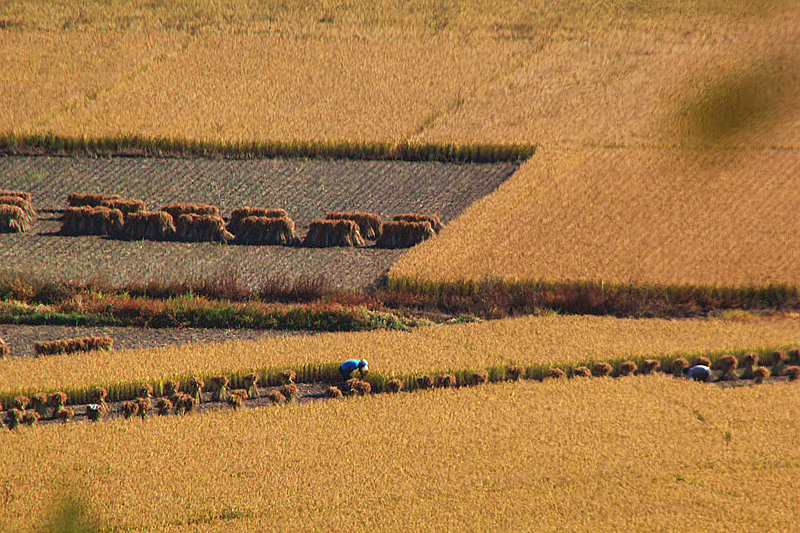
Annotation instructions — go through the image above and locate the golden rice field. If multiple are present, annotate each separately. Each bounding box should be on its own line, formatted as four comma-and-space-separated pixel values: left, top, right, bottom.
3, 313, 800, 398
2, 376, 799, 532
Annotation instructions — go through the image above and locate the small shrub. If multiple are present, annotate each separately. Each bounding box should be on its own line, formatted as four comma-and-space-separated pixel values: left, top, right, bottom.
753, 366, 770, 384
435, 374, 457, 388
22, 411, 40, 426
13, 395, 29, 410
267, 390, 285, 404
156, 398, 173, 416
618, 361, 637, 376
324, 386, 344, 398
386, 379, 403, 393
416, 374, 434, 390
279, 369, 296, 384
786, 366, 800, 382
592, 362, 613, 377
672, 358, 690, 376
638, 359, 661, 376
544, 368, 566, 380
507, 365, 525, 381
471, 369, 489, 385
573, 367, 591, 378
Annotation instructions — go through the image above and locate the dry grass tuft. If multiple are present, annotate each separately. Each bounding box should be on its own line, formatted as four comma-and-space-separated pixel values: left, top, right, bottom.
638, 359, 661, 376
121, 400, 139, 419
753, 366, 770, 384
0, 204, 31, 233
34, 336, 114, 356
592, 362, 613, 377
326, 212, 383, 239
280, 370, 296, 384
67, 193, 122, 207
12, 395, 29, 410
22, 411, 40, 426
471, 369, 490, 385
392, 213, 443, 233
160, 203, 220, 218
786, 366, 800, 382
243, 372, 261, 399
544, 368, 566, 380
618, 361, 638, 376
303, 219, 365, 247
695, 356, 711, 367
280, 383, 299, 401
156, 398, 173, 416
386, 379, 403, 393
227, 390, 247, 409
118, 211, 176, 241
234, 216, 298, 245
174, 213, 233, 243
573, 367, 591, 378
507, 365, 525, 381
267, 390, 285, 404
435, 374, 457, 388
227, 207, 289, 235
416, 374, 435, 390
375, 220, 435, 249
162, 380, 180, 398
324, 386, 344, 398
61, 206, 123, 236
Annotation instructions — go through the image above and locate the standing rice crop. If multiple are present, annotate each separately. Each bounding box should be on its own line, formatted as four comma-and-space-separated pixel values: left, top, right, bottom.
138, 384, 153, 399
326, 212, 383, 239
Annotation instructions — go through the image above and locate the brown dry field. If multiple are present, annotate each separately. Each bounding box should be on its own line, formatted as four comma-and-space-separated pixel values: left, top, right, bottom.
2, 377, 800, 532
0, 157, 516, 288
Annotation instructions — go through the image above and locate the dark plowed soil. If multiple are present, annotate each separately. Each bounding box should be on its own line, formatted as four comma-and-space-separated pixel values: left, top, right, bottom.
0, 324, 313, 358
0, 156, 519, 289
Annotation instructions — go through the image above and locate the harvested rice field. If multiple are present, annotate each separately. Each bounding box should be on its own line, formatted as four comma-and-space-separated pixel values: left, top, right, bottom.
2, 377, 800, 532
0, 157, 517, 288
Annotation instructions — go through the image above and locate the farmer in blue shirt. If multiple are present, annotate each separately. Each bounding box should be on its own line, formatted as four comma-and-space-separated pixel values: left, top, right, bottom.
686, 365, 711, 382
340, 359, 369, 381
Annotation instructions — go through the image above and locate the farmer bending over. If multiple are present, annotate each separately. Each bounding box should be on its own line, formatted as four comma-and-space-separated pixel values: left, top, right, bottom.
340, 359, 369, 381
686, 364, 711, 382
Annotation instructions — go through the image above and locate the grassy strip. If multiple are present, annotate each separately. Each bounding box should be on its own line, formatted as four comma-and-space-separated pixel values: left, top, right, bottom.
382, 276, 800, 318
2, 344, 796, 410
0, 133, 536, 163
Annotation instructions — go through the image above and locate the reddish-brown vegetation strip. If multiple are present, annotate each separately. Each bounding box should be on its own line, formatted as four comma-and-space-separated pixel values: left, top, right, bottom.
0, 156, 518, 289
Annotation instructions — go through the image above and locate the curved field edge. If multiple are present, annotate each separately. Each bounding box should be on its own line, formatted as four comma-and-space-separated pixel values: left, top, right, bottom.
2, 377, 800, 532
0, 133, 535, 163
3, 313, 800, 405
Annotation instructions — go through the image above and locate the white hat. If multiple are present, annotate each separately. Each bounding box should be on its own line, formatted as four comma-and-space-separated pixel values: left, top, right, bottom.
360, 359, 369, 368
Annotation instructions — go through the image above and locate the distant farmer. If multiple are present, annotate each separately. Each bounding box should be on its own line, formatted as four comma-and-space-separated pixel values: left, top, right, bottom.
340, 359, 369, 380
686, 364, 711, 382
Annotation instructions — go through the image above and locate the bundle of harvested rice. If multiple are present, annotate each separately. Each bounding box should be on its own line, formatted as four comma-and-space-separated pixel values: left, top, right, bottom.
121, 401, 139, 419
86, 405, 103, 422
740, 353, 760, 380
618, 361, 637, 376
30, 393, 49, 418
392, 213, 443, 233
210, 375, 230, 402
61, 206, 123, 236
0, 205, 30, 233
22, 411, 40, 426
471, 369, 489, 385
243, 373, 260, 399
771, 351, 788, 377
0, 190, 31, 202
47, 392, 67, 411
672, 358, 690, 376
162, 380, 180, 398
161, 203, 220, 218
0, 336, 8, 358
573, 367, 591, 378
13, 395, 29, 410
55, 407, 74, 423
5, 408, 23, 430
638, 359, 661, 376
386, 379, 403, 393
353, 380, 371, 396
786, 366, 800, 382
117, 211, 176, 241
507, 365, 525, 381
267, 390, 285, 404
101, 198, 146, 216
156, 398, 173, 416
592, 362, 613, 377
0, 195, 36, 220
227, 390, 246, 409
416, 374, 434, 389
715, 355, 738, 381
174, 213, 233, 243
754, 366, 770, 384
324, 386, 344, 398
34, 336, 113, 356
189, 377, 204, 403
227, 207, 289, 235
234, 216, 298, 245
67, 193, 122, 207
280, 383, 299, 401
280, 370, 296, 384
544, 368, 566, 379
326, 212, 383, 239
375, 220, 435, 248
435, 374, 457, 388
303, 219, 365, 247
